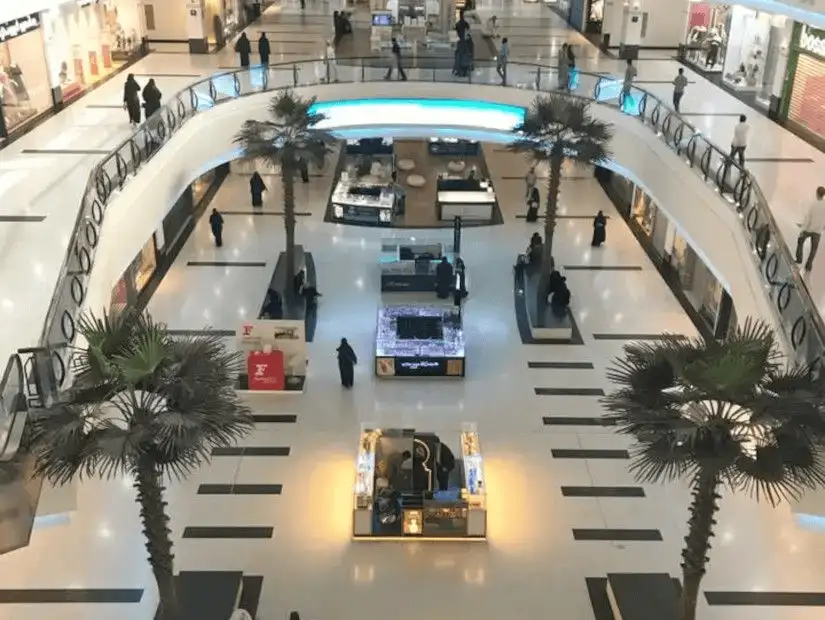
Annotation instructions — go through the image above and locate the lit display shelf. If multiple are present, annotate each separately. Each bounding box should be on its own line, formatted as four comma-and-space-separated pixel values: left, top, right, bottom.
352, 426, 487, 541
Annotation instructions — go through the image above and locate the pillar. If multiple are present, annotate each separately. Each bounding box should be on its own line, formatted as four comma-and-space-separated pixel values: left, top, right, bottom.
186, 0, 208, 54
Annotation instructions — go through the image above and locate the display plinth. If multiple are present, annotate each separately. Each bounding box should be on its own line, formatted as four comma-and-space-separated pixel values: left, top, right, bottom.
375, 305, 465, 378
352, 424, 487, 541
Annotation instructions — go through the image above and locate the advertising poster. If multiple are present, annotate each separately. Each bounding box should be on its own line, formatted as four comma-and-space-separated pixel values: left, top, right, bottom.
237, 319, 307, 378
247, 350, 285, 391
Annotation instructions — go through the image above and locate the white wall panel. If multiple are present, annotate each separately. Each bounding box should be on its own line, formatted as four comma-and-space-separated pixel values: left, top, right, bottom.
84, 82, 775, 332
143, 0, 187, 41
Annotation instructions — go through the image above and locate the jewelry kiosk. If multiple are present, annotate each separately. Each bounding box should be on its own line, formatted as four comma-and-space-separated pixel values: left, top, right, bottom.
353, 424, 486, 540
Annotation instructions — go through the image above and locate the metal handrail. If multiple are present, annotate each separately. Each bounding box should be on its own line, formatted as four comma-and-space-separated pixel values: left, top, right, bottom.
23, 56, 825, 398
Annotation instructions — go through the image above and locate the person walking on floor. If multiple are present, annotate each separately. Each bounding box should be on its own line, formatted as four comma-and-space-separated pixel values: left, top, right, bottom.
566, 44, 577, 88
730, 114, 750, 166
796, 186, 825, 272
672, 68, 688, 112
300, 0, 306, 9
258, 32, 270, 65
298, 157, 309, 183
385, 37, 407, 81
324, 39, 338, 82
235, 32, 251, 68
621, 59, 637, 106
142, 78, 162, 118
336, 338, 358, 388
209, 208, 224, 247
557, 43, 570, 90
591, 210, 607, 247
497, 37, 509, 85
123, 74, 142, 126
250, 171, 267, 207
525, 165, 537, 199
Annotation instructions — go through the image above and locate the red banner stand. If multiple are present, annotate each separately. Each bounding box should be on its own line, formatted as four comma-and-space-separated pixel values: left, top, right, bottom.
247, 350, 286, 391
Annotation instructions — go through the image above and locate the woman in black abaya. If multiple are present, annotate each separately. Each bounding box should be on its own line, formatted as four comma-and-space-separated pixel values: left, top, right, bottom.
337, 338, 358, 388
123, 74, 142, 126
250, 171, 267, 207
591, 210, 607, 247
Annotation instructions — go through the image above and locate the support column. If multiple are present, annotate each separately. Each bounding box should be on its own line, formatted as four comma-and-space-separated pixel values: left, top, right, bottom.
186, 0, 208, 54
761, 15, 790, 120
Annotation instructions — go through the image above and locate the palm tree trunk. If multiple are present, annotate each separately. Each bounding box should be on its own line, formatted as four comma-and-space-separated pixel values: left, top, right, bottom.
537, 155, 563, 312
282, 164, 297, 303
134, 460, 179, 620
680, 470, 721, 620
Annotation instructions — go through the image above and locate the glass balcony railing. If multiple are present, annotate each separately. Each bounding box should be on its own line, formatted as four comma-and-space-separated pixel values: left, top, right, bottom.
16, 56, 825, 405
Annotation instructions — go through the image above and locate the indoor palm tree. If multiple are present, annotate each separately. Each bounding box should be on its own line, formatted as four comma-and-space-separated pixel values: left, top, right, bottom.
28, 310, 254, 620
233, 90, 336, 297
509, 94, 613, 306
602, 319, 825, 620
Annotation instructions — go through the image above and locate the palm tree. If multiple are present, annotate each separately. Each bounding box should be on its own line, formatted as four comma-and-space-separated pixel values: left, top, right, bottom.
509, 94, 613, 307
28, 310, 253, 620
602, 319, 825, 620
233, 90, 336, 299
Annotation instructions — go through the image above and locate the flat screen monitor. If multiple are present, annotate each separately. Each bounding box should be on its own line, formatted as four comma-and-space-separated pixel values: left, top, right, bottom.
396, 316, 444, 340
372, 13, 392, 26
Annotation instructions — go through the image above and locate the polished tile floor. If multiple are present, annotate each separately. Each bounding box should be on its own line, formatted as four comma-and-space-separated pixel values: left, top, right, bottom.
2, 1, 825, 620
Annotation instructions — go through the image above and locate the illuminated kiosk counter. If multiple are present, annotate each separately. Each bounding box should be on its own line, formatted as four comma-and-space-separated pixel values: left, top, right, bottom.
353, 424, 487, 541
375, 305, 465, 377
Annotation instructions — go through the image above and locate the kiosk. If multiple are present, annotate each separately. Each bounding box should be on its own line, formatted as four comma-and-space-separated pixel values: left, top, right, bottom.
379, 237, 456, 292
375, 305, 465, 377
235, 319, 308, 392
353, 424, 487, 540
436, 177, 496, 221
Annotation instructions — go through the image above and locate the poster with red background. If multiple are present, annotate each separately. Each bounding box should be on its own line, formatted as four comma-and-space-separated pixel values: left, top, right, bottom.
247, 350, 285, 391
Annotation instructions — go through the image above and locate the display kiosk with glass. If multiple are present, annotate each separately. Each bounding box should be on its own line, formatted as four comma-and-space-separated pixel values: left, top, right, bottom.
375, 305, 465, 377
331, 138, 398, 225
379, 237, 457, 292
436, 176, 496, 221
353, 424, 486, 540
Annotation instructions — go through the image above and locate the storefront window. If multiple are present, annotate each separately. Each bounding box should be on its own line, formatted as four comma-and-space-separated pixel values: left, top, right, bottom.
785, 23, 825, 143
192, 169, 217, 205
0, 14, 51, 138
110, 275, 129, 313
671, 232, 697, 290
722, 7, 771, 92
43, 0, 144, 103
132, 235, 157, 294
684, 2, 731, 73
631, 186, 656, 236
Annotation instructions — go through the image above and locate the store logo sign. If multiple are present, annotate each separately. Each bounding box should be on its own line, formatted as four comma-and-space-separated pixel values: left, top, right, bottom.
0, 13, 40, 43
800, 24, 825, 59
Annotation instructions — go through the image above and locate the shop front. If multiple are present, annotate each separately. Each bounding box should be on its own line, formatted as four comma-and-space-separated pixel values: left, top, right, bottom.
0, 12, 53, 141
42, 0, 146, 105
203, 0, 245, 50
597, 168, 735, 340
781, 22, 825, 146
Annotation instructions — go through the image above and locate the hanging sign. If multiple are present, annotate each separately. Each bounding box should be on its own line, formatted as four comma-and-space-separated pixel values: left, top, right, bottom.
799, 24, 825, 59
0, 13, 40, 43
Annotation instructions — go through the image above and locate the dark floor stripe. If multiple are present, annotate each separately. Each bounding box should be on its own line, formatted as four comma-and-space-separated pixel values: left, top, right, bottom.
561, 486, 646, 498
197, 484, 283, 495
552, 448, 629, 459
705, 591, 825, 606
746, 157, 816, 163
535, 387, 605, 396
166, 329, 235, 337
21, 149, 109, 155
573, 528, 662, 541
221, 211, 313, 216
0, 215, 46, 222
211, 446, 291, 456
515, 214, 611, 220
186, 261, 267, 267
0, 589, 143, 603
252, 414, 297, 423
592, 333, 687, 341
182, 526, 273, 539
528, 361, 594, 369
564, 265, 643, 271
239, 576, 264, 618
586, 577, 682, 620
543, 416, 616, 426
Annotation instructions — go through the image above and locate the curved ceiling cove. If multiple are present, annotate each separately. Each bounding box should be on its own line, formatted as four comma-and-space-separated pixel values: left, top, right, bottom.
84, 83, 775, 332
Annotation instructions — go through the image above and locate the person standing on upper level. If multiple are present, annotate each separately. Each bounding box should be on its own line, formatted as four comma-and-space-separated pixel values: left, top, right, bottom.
796, 186, 825, 272
730, 114, 750, 166
672, 68, 688, 112
258, 32, 270, 65
497, 37, 509, 85
235, 32, 251, 68
622, 59, 637, 105
557, 43, 570, 90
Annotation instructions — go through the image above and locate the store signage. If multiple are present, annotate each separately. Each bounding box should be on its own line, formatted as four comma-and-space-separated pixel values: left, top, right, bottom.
395, 357, 447, 376
799, 24, 825, 59
247, 350, 285, 391
0, 13, 40, 43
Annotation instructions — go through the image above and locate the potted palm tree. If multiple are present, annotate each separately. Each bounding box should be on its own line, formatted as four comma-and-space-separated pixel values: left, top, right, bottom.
28, 310, 254, 620
233, 90, 336, 300
509, 94, 613, 310
602, 319, 825, 620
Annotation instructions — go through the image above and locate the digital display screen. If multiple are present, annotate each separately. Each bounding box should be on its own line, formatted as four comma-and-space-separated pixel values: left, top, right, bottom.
395, 358, 447, 376
372, 13, 392, 26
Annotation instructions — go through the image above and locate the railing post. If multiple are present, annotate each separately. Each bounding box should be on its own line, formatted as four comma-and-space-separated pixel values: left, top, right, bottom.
361, 59, 365, 82
535, 67, 541, 91
325, 57, 331, 83
293, 64, 298, 87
